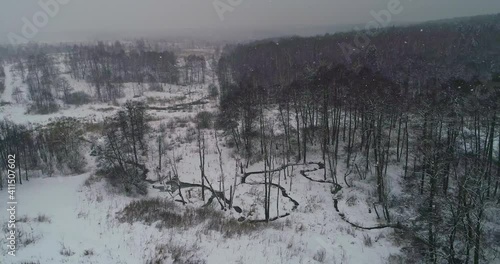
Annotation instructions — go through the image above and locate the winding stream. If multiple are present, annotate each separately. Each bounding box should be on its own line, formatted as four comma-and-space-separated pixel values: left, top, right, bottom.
153, 161, 341, 222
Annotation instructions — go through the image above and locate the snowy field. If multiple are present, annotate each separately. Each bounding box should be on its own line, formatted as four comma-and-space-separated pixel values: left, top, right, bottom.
0, 57, 403, 264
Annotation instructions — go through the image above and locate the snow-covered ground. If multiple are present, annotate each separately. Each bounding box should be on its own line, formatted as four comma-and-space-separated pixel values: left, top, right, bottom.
0, 58, 403, 264
0, 166, 400, 263
0, 62, 210, 125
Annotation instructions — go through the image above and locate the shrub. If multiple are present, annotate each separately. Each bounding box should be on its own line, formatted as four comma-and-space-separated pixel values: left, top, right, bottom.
34, 214, 51, 223
346, 195, 358, 207
313, 248, 326, 262
492, 72, 500, 82
149, 82, 164, 92
167, 116, 192, 130
18, 229, 37, 247
7, 224, 40, 248
205, 217, 259, 238
119, 198, 261, 238
28, 102, 59, 114
295, 223, 306, 232
66, 156, 87, 174
118, 198, 181, 226
84, 174, 101, 187
363, 234, 373, 247
167, 243, 202, 264
60, 243, 75, 256
346, 226, 356, 237
64, 91, 92, 105
195, 111, 213, 129
147, 242, 205, 264
18, 215, 30, 223
82, 249, 94, 256
100, 166, 148, 196
214, 113, 238, 131
375, 232, 385, 242
208, 84, 219, 98
387, 254, 405, 264
183, 126, 197, 143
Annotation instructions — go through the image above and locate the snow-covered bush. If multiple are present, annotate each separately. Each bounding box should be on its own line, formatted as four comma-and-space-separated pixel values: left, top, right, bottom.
148, 82, 163, 92
34, 214, 51, 223
64, 91, 92, 105
82, 249, 94, 256
313, 248, 326, 262
118, 198, 181, 226
205, 216, 260, 238
363, 234, 373, 247
59, 243, 75, 256
118, 198, 264, 239
0, 79, 4, 95
208, 84, 219, 98
195, 111, 213, 129
27, 101, 59, 115
147, 241, 205, 264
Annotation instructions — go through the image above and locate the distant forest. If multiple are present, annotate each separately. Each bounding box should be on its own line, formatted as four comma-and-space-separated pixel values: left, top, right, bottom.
217, 14, 500, 264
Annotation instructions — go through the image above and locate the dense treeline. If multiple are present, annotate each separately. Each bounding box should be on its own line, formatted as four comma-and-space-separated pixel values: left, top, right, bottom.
24, 52, 61, 113
0, 43, 62, 62
11, 50, 90, 112
218, 14, 500, 96
0, 65, 5, 95
217, 14, 500, 263
180, 55, 206, 85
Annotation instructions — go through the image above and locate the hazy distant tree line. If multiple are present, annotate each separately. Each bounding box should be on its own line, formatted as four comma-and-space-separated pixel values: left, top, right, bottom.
7, 48, 91, 113
0, 65, 5, 95
181, 55, 206, 85
65, 41, 179, 101
217, 14, 500, 264
1, 41, 182, 110
24, 52, 60, 113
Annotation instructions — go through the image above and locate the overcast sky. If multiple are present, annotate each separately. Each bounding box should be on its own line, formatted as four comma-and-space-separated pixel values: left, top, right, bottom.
1, 0, 500, 43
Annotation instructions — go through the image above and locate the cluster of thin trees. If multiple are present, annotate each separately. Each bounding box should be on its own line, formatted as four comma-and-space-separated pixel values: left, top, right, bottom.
181, 55, 206, 85
65, 41, 179, 101
3, 42, 210, 109
9, 50, 83, 112
216, 14, 500, 264
95, 101, 150, 195
22, 53, 60, 113
0, 65, 5, 92
0, 118, 87, 190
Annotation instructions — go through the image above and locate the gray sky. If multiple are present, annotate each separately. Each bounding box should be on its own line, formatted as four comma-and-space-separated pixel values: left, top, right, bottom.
1, 0, 500, 43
